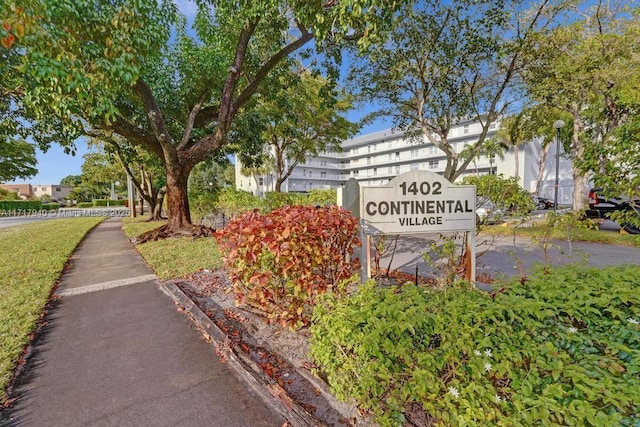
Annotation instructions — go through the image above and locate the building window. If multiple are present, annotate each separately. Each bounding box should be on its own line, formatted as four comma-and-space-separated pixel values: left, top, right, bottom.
429, 160, 438, 169
411, 148, 419, 157
368, 145, 371, 153
320, 171, 327, 178
258, 177, 264, 186
395, 152, 400, 159
354, 170, 359, 177
388, 141, 393, 148
395, 165, 400, 174
373, 168, 377, 176
388, 153, 392, 161
463, 124, 469, 134
352, 147, 358, 155
388, 166, 393, 174
367, 157, 371, 165
353, 158, 359, 165
410, 163, 419, 171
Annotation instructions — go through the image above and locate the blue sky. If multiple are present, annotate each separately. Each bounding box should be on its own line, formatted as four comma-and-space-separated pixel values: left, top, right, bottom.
11, 140, 91, 185
10, 0, 389, 186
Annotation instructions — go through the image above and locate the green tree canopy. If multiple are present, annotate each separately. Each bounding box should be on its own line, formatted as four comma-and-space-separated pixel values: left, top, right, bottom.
349, 0, 570, 182
60, 175, 82, 186
5, 0, 404, 236
0, 139, 36, 182
239, 69, 358, 192
521, 1, 640, 210
1, 6, 37, 182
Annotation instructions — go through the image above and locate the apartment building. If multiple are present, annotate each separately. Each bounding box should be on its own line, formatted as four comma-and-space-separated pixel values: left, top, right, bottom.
32, 184, 74, 201
0, 184, 34, 199
235, 120, 575, 205
0, 183, 74, 201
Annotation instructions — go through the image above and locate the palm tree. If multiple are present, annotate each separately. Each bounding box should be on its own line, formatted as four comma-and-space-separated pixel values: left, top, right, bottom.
495, 113, 528, 180
482, 138, 507, 175
459, 144, 480, 175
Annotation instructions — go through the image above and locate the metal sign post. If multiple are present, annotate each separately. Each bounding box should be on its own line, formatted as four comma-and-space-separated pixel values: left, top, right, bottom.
127, 175, 136, 218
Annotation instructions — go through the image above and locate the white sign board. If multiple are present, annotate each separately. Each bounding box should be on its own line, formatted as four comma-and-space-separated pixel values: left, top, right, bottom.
361, 170, 476, 235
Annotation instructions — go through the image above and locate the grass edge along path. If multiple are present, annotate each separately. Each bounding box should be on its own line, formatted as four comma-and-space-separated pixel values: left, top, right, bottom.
122, 218, 223, 280
483, 222, 640, 248
0, 217, 105, 405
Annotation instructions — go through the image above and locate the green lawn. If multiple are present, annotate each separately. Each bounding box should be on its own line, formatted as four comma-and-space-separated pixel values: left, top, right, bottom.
0, 217, 104, 403
122, 218, 223, 280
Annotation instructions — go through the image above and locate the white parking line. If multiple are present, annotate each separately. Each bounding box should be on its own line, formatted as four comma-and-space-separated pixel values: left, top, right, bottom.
56, 274, 157, 296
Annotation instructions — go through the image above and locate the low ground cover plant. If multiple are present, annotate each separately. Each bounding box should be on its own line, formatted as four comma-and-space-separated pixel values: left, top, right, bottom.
0, 217, 104, 404
216, 205, 360, 329
311, 265, 640, 426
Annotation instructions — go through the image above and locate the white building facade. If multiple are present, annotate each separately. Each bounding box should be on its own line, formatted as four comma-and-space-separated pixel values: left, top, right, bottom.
235, 119, 575, 203
32, 184, 74, 201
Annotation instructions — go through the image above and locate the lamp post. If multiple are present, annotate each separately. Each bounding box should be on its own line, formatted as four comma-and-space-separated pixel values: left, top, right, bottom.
552, 120, 565, 212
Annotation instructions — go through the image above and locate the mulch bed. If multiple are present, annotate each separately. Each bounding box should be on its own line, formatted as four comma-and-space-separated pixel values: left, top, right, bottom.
165, 270, 365, 426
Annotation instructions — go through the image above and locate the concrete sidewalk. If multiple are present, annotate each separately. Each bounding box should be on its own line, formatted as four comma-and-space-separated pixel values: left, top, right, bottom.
1, 218, 284, 427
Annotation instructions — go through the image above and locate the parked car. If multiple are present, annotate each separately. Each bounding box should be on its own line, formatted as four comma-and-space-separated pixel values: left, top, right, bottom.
476, 202, 504, 225
584, 188, 640, 234
532, 195, 555, 210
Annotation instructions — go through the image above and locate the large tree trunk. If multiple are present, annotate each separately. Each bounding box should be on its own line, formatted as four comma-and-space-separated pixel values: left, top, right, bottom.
165, 167, 192, 230
150, 189, 165, 221
535, 143, 551, 195
572, 172, 589, 211
571, 114, 589, 211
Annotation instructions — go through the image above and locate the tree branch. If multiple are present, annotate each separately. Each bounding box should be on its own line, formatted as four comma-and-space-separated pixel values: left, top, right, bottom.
100, 118, 164, 159
133, 78, 175, 148
178, 90, 210, 151
216, 18, 259, 137
232, 20, 313, 112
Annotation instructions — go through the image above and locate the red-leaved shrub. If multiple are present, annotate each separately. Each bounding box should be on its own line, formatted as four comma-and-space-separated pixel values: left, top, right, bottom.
215, 205, 361, 329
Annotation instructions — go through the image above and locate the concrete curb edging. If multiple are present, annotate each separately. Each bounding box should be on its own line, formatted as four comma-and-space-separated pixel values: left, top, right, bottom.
158, 281, 326, 427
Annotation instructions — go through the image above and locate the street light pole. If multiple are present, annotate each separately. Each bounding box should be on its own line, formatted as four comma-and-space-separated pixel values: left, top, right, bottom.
552, 120, 565, 213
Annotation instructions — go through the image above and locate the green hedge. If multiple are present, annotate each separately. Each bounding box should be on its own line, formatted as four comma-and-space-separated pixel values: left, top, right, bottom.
0, 200, 42, 211
262, 191, 306, 212
76, 202, 93, 208
92, 199, 126, 207
41, 203, 61, 211
311, 266, 640, 426
212, 188, 339, 219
